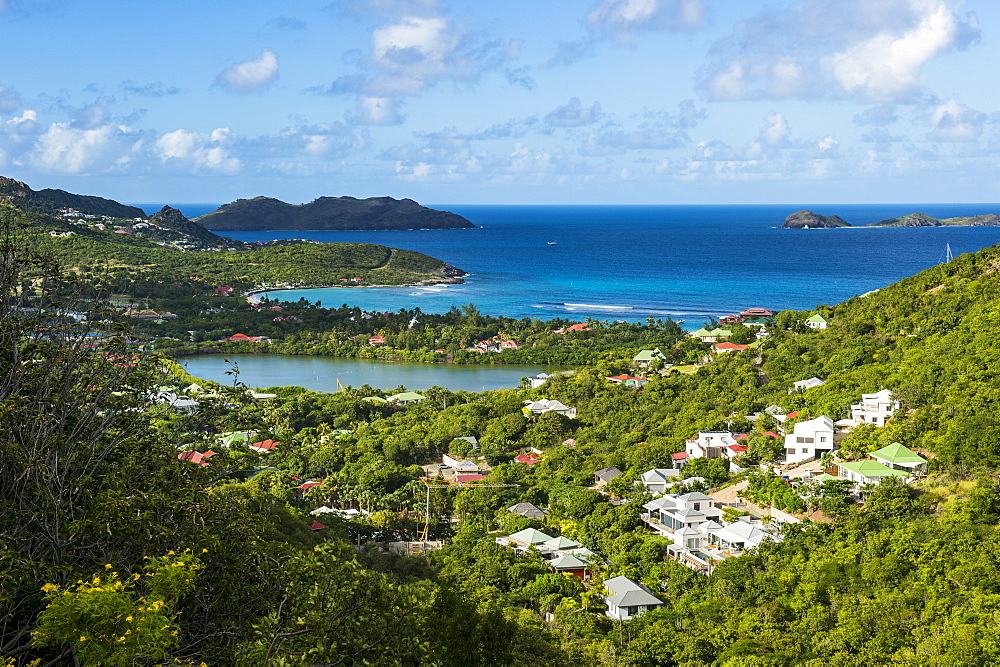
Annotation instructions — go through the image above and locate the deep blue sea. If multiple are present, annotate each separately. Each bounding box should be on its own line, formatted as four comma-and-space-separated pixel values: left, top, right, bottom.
138, 203, 1000, 327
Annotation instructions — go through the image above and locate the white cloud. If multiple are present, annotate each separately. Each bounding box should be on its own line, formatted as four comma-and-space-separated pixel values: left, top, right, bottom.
758, 112, 791, 147
545, 98, 603, 128
349, 96, 403, 126
700, 0, 980, 103
926, 99, 984, 141
0, 86, 20, 113
215, 49, 279, 94
586, 0, 707, 41
155, 128, 241, 173
29, 123, 133, 174
322, 9, 518, 126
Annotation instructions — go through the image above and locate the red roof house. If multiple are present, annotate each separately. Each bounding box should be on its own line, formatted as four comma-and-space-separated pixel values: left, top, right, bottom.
514, 453, 541, 465
309, 520, 326, 531
455, 473, 487, 483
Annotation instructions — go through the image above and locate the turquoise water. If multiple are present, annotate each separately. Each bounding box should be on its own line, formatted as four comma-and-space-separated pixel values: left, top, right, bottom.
179, 354, 561, 393
203, 204, 1000, 326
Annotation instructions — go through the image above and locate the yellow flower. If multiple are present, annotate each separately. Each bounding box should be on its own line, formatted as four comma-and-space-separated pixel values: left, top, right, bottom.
202, 548, 208, 553
167, 550, 175, 555
105, 563, 113, 569
126, 616, 133, 622
79, 636, 87, 642
40, 583, 58, 593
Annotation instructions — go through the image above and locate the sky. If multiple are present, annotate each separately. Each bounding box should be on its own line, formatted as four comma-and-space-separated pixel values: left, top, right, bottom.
0, 0, 998, 205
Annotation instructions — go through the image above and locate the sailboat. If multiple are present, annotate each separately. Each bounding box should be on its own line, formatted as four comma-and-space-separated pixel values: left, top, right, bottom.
547, 241, 557, 245
942, 243, 953, 264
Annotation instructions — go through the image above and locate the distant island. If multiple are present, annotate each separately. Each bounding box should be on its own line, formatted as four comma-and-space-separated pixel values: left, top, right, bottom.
195, 196, 476, 231
783, 210, 1000, 229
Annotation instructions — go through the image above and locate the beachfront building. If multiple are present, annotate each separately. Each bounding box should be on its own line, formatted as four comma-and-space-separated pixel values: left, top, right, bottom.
783, 416, 835, 464
603, 576, 663, 620
805, 314, 830, 329
527, 373, 553, 389
849, 389, 900, 427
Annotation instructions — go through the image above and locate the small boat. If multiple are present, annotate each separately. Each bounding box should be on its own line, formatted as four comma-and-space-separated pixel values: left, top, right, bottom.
547, 241, 557, 246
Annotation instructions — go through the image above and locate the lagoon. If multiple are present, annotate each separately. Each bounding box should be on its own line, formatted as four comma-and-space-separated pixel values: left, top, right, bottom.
230, 204, 1000, 326
179, 354, 561, 393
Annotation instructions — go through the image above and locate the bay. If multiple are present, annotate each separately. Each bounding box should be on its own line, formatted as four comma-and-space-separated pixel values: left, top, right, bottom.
214, 204, 1000, 326
179, 354, 561, 393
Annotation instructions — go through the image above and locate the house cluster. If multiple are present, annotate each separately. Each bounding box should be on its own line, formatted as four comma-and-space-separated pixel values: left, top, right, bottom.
465, 335, 521, 353
718, 307, 775, 327
551, 323, 592, 334
832, 442, 927, 491
641, 491, 784, 574
496, 528, 601, 580
219, 333, 273, 344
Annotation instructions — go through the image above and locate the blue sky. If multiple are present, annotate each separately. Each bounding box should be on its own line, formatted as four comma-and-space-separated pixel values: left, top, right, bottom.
0, 0, 997, 205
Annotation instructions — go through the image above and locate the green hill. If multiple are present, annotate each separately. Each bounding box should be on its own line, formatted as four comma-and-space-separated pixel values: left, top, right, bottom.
195, 195, 476, 231
3, 202, 465, 298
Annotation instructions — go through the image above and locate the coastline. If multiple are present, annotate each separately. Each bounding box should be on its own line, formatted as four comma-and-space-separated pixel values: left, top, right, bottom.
244, 275, 467, 304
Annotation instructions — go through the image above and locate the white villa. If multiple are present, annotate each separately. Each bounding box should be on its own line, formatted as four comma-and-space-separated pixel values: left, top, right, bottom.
641, 492, 782, 573
848, 389, 900, 428
603, 576, 663, 620
685, 432, 747, 460
783, 415, 835, 464
805, 314, 830, 329
523, 398, 577, 419
791, 377, 825, 392
637, 468, 684, 494
837, 460, 908, 490
871, 442, 928, 475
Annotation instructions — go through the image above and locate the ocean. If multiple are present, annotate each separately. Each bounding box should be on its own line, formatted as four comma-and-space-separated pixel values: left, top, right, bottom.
142, 203, 1000, 327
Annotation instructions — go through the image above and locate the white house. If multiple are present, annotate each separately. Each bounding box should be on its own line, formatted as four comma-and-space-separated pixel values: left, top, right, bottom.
837, 460, 908, 490
685, 432, 747, 460
805, 314, 829, 329
870, 442, 928, 475
849, 389, 899, 427
527, 373, 553, 389
523, 399, 577, 419
603, 576, 663, 620
637, 468, 684, 494
642, 492, 783, 573
791, 377, 825, 392
641, 492, 721, 549
783, 415, 835, 464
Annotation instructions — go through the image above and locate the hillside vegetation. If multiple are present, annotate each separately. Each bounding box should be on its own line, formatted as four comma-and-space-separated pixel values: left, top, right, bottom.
6, 203, 464, 296
7, 221, 1000, 663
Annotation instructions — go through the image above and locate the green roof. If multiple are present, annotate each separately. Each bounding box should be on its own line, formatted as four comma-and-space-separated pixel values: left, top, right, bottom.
870, 442, 927, 466
709, 328, 732, 337
690, 328, 711, 336
838, 460, 908, 479
508, 528, 553, 545
633, 348, 666, 361
814, 473, 840, 482
388, 391, 426, 402
805, 314, 829, 323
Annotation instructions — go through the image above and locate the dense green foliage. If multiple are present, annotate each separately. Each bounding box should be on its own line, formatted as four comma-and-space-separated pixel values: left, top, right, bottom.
10, 213, 1000, 664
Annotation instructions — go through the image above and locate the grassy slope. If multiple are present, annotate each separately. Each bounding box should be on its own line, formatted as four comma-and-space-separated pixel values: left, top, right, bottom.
10, 206, 458, 292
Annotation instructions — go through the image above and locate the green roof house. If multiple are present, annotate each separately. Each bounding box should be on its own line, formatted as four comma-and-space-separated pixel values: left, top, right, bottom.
633, 348, 667, 367
506, 528, 553, 548
689, 327, 712, 340
387, 391, 426, 405
837, 460, 908, 488
870, 443, 927, 474
805, 314, 830, 330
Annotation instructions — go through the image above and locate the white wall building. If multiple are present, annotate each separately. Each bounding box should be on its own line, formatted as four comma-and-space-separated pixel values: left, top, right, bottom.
849, 389, 899, 427
783, 415, 835, 464
603, 576, 664, 620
